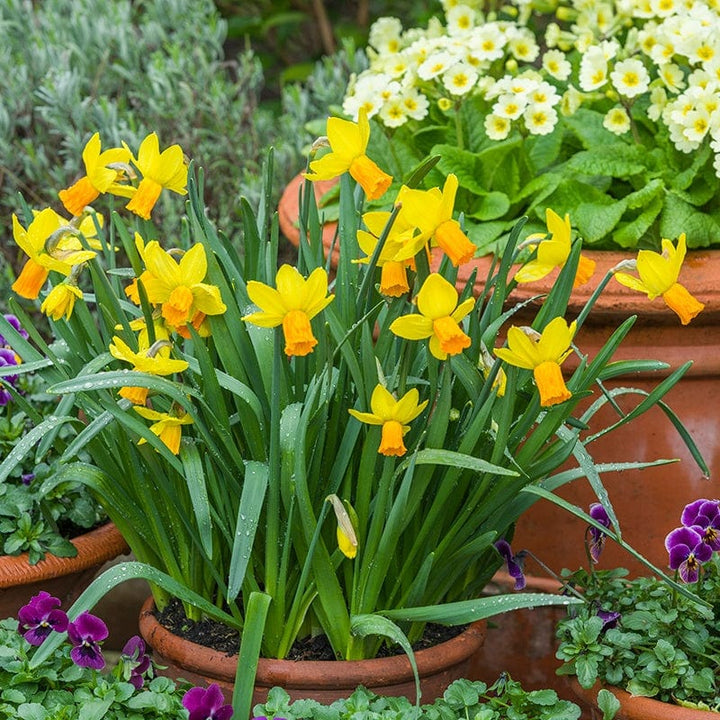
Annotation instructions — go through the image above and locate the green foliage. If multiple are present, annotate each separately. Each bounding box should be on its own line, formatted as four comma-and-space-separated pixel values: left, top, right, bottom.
0, 372, 104, 563
556, 565, 720, 712
253, 677, 582, 720
0, 618, 189, 719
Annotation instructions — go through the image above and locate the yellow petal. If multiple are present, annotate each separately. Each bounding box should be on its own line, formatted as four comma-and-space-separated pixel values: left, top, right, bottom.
191, 283, 227, 316
179, 244, 208, 286
369, 384, 397, 419
438, 173, 459, 222
348, 409, 384, 425
395, 388, 427, 423
327, 115, 364, 157
416, 274, 459, 319
389, 314, 434, 340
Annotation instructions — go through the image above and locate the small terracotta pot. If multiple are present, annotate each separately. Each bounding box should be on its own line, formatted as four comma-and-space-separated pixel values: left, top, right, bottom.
0, 521, 129, 619
570, 679, 719, 719
139, 596, 487, 706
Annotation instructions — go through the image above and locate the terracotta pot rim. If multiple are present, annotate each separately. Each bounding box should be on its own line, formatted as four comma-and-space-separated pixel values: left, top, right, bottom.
0, 522, 129, 589
570, 678, 719, 718
139, 595, 487, 686
277, 172, 720, 318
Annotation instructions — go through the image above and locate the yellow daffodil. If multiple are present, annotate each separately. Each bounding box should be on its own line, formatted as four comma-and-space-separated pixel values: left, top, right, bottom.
390, 273, 475, 360
494, 317, 577, 407
396, 174, 476, 266
125, 133, 188, 220
11, 209, 97, 299
356, 210, 420, 297
348, 384, 428, 457
40, 282, 83, 321
514, 208, 595, 287
613, 233, 704, 325
109, 331, 188, 405
304, 109, 393, 200
327, 494, 358, 559
137, 241, 226, 330
242, 265, 334, 357
133, 406, 193, 455
58, 133, 134, 216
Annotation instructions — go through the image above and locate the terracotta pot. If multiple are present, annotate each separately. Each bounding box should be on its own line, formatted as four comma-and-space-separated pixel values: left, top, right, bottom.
570, 679, 719, 719
0, 521, 129, 619
139, 596, 487, 706
278, 173, 720, 576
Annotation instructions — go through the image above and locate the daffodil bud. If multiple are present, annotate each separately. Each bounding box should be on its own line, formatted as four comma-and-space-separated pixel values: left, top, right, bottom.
327, 494, 358, 559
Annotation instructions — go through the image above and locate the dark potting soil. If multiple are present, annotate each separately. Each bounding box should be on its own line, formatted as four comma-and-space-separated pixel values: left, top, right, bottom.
156, 598, 467, 660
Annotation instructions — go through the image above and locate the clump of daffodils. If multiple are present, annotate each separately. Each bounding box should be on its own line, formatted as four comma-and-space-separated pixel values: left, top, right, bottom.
343, 0, 720, 176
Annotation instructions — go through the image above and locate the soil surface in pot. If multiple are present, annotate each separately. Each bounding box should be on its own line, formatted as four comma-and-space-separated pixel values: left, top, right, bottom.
156, 598, 466, 660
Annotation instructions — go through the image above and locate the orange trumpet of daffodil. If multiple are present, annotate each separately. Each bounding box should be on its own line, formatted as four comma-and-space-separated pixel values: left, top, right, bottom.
395, 174, 477, 266
613, 233, 704, 325
390, 273, 475, 360
304, 109, 392, 200
58, 132, 134, 216
242, 265, 334, 357
493, 316, 577, 407
125, 133, 188, 220
348, 384, 428, 457
514, 208, 595, 287
136, 241, 226, 331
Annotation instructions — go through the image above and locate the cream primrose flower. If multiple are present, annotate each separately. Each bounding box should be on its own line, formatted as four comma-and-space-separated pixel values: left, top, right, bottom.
524, 104, 559, 135
380, 99, 409, 127
494, 93, 528, 120
579, 46, 609, 91
402, 88, 430, 121
604, 106, 632, 135
469, 24, 507, 62
508, 29, 540, 62
446, 4, 476, 36
442, 62, 479, 95
368, 17, 403, 54
418, 51, 454, 80
658, 63, 686, 92
542, 49, 572, 81
610, 58, 651, 98
485, 114, 512, 140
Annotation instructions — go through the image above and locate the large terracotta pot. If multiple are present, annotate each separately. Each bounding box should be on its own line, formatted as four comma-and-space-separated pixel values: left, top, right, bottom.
278, 173, 720, 576
0, 521, 129, 619
139, 596, 487, 706
570, 680, 719, 719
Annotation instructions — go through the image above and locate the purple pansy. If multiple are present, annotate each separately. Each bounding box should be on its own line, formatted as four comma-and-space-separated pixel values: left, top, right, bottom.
121, 635, 152, 689
17, 591, 69, 646
21, 473, 35, 486
597, 608, 621, 631
680, 499, 720, 551
665, 526, 713, 582
495, 539, 527, 590
588, 503, 612, 563
182, 684, 233, 720
0, 348, 18, 406
0, 314, 28, 346
67, 611, 108, 670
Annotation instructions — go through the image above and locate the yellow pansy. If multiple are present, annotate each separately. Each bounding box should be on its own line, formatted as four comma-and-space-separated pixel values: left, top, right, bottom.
493, 317, 577, 407
125, 133, 188, 220
133, 406, 193, 455
396, 174, 476, 267
348, 384, 428, 457
514, 208, 595, 287
242, 265, 334, 357
58, 133, 134, 216
389, 273, 475, 360
137, 241, 226, 330
613, 233, 704, 325
40, 283, 83, 321
11, 209, 97, 299
304, 109, 393, 200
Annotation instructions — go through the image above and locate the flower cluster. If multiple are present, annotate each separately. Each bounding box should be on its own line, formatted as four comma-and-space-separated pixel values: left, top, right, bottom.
16, 591, 232, 718
344, 0, 720, 172
665, 498, 720, 582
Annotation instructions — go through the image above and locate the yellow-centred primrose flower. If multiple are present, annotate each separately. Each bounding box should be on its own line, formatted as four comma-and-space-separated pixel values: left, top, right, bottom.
613, 233, 704, 325
390, 273, 475, 360
304, 109, 393, 200
242, 265, 334, 357
136, 241, 226, 331
58, 132, 134, 216
348, 384, 428, 457
125, 133, 188, 220
514, 208, 595, 287
396, 174, 476, 266
493, 316, 576, 407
